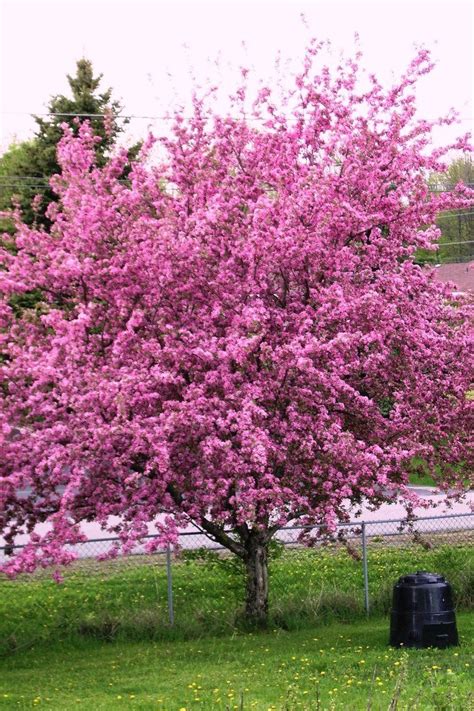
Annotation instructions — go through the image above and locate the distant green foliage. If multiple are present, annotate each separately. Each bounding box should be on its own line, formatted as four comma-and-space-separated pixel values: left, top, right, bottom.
8, 289, 45, 317
417, 156, 474, 265
0, 141, 38, 232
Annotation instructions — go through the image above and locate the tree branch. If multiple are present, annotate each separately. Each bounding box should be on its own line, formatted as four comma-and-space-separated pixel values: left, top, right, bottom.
166, 483, 246, 556
198, 517, 246, 558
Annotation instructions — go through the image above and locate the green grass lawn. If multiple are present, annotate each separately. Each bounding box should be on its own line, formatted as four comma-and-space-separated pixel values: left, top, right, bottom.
407, 456, 473, 489
0, 538, 472, 709
0, 615, 472, 710
0, 540, 472, 655
408, 472, 436, 487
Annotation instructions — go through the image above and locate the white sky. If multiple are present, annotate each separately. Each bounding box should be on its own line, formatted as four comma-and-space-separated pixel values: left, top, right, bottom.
0, 0, 472, 152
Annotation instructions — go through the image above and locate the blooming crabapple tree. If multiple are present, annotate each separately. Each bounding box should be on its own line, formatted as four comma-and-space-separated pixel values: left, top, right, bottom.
1, 46, 473, 623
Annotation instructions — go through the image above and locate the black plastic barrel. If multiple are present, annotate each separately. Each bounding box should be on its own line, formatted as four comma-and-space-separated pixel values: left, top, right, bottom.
389, 571, 458, 648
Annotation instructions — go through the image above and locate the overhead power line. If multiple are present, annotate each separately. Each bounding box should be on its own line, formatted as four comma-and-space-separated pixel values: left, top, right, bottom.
437, 239, 474, 247
1, 110, 473, 122
2, 112, 172, 120
1, 176, 473, 190
0, 184, 473, 218
436, 211, 474, 218
0, 179, 132, 188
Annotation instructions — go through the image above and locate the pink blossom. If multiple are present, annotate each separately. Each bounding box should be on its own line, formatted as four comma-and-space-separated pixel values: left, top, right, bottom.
0, 47, 472, 580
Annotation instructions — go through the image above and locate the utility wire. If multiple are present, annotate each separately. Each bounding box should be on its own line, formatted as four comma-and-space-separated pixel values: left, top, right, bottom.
1, 186, 473, 216
1, 110, 473, 122
1, 112, 277, 123
0, 180, 132, 187
436, 211, 474, 218
1, 177, 473, 190
3, 112, 178, 121
0, 183, 473, 218
437, 239, 474, 247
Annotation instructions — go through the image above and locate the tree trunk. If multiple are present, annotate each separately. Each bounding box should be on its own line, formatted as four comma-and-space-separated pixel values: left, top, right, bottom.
244, 533, 269, 626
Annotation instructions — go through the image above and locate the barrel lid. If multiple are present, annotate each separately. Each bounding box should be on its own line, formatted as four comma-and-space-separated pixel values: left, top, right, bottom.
398, 571, 445, 585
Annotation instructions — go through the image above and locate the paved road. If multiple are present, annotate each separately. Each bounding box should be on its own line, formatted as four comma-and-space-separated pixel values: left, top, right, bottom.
1, 487, 472, 559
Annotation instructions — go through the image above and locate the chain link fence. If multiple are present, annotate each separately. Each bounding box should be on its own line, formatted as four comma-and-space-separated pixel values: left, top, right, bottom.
1, 512, 473, 632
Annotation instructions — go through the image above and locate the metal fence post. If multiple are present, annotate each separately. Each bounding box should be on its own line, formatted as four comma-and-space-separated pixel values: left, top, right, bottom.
166, 543, 174, 626
361, 522, 369, 616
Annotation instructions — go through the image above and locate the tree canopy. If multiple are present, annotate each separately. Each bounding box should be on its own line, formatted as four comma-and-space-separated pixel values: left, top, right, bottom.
1, 45, 473, 623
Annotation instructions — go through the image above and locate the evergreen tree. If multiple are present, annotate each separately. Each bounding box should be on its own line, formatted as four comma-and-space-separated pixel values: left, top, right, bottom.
0, 59, 136, 229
